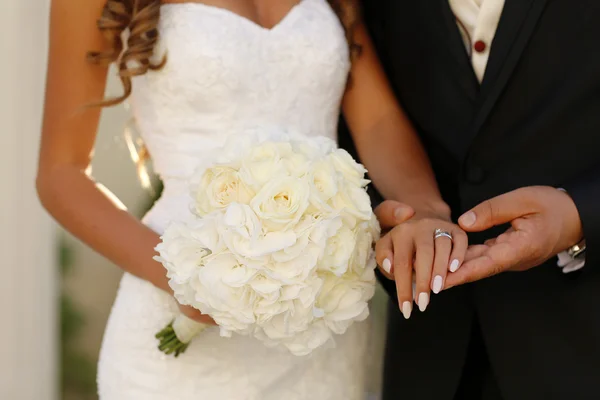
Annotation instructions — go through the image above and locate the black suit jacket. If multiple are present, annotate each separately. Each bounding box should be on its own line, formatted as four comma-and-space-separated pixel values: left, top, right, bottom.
339, 1, 600, 399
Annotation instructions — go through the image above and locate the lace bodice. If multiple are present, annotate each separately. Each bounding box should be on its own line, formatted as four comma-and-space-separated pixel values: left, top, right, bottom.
130, 0, 350, 180
98, 3, 380, 400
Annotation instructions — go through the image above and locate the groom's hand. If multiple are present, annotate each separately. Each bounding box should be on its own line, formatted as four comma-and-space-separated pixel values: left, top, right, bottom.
374, 200, 416, 232
445, 186, 583, 289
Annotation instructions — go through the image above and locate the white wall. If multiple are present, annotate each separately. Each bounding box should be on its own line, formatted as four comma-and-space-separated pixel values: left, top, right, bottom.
0, 0, 57, 399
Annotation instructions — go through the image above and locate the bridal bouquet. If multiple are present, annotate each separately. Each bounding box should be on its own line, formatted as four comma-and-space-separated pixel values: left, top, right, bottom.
154, 131, 380, 356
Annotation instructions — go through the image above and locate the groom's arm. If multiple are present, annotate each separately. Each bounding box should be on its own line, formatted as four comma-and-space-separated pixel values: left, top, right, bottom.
562, 163, 600, 268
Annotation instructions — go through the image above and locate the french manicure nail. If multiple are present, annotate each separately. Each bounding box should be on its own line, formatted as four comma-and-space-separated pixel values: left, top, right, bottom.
432, 276, 443, 294
402, 301, 412, 319
459, 211, 476, 227
418, 293, 429, 312
382, 258, 392, 274
449, 259, 461, 273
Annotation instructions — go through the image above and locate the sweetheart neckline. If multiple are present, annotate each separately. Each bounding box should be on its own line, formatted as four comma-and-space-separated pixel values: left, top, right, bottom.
160, 0, 308, 33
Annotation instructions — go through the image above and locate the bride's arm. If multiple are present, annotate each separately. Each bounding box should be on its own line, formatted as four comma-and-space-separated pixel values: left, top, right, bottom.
38, 0, 194, 306
342, 23, 467, 311
342, 24, 448, 217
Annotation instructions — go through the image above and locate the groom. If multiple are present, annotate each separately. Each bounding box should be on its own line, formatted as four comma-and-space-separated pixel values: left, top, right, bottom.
340, 1, 600, 399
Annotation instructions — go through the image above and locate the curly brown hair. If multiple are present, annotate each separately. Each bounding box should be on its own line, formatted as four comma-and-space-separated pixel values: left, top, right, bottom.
87, 0, 360, 106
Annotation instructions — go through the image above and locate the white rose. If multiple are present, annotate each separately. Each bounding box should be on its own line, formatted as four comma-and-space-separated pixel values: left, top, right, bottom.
319, 224, 357, 276
295, 275, 324, 308
270, 214, 331, 262
254, 298, 292, 325
317, 274, 375, 335
218, 203, 297, 261
250, 176, 311, 231
238, 142, 294, 189
255, 273, 323, 342
211, 312, 254, 338
253, 315, 290, 345
266, 216, 342, 282
271, 224, 311, 263
279, 283, 308, 301
155, 218, 222, 287
329, 182, 374, 224
186, 252, 258, 333
282, 151, 312, 177
308, 215, 343, 248
249, 273, 283, 298
279, 320, 333, 356
268, 244, 321, 282
308, 159, 339, 207
328, 149, 369, 187
193, 166, 254, 216
368, 212, 382, 241
348, 217, 380, 276
259, 298, 316, 340
292, 135, 337, 159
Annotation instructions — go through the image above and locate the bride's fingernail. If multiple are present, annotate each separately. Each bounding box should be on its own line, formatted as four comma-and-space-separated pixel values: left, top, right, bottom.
432, 276, 443, 294
418, 293, 429, 312
459, 211, 476, 227
401, 301, 412, 319
382, 258, 392, 274
449, 259, 461, 273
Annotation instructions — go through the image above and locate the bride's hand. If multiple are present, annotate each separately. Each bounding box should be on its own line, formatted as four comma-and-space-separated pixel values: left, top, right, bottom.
374, 200, 468, 319
178, 303, 217, 325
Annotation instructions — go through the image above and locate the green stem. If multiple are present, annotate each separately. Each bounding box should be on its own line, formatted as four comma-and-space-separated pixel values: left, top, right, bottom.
155, 320, 189, 357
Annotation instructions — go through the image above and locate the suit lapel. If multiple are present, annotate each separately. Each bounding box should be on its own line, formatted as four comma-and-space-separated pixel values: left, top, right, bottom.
470, 0, 549, 138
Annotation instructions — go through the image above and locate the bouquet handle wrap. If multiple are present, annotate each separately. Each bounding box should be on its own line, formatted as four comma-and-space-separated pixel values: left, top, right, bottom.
172, 314, 209, 343
155, 314, 210, 357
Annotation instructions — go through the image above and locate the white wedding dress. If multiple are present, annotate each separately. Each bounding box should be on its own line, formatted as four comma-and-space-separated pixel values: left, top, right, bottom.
98, 1, 381, 399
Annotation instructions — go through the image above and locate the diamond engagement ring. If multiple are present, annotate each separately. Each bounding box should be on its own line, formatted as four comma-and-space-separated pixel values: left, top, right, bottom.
434, 229, 453, 241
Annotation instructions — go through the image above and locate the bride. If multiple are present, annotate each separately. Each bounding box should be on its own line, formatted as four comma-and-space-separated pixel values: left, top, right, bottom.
38, 0, 455, 398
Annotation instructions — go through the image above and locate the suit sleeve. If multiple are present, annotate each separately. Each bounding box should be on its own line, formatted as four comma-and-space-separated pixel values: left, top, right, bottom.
562, 163, 600, 268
